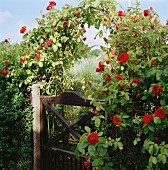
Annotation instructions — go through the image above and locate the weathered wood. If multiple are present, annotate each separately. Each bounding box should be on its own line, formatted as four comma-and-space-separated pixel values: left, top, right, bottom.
41, 91, 105, 106
32, 84, 41, 170
43, 102, 81, 140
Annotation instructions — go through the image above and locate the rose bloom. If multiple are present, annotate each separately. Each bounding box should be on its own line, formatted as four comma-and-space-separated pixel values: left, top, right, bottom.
35, 55, 40, 60
152, 84, 163, 95
4, 39, 9, 43
20, 57, 26, 63
119, 85, 124, 89
116, 74, 122, 80
118, 10, 126, 17
142, 114, 153, 124
113, 115, 121, 125
132, 77, 140, 84
106, 60, 110, 64
87, 133, 99, 144
154, 107, 166, 119
83, 161, 89, 167
45, 39, 52, 46
106, 74, 111, 82
20, 26, 26, 33
116, 23, 122, 30
46, 5, 52, 10
143, 9, 149, 16
0, 70, 8, 75
154, 137, 158, 141
49, 1, 56, 6
166, 20, 168, 26
4, 60, 8, 64
151, 60, 156, 65
92, 109, 98, 115
117, 52, 129, 64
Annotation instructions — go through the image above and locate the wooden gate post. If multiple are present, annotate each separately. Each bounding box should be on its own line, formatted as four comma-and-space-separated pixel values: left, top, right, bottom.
32, 84, 41, 170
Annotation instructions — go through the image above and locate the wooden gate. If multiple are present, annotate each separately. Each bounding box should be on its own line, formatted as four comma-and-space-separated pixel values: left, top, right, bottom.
39, 91, 97, 170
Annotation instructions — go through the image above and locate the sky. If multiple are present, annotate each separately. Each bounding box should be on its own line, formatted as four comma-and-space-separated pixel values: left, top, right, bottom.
0, 0, 168, 47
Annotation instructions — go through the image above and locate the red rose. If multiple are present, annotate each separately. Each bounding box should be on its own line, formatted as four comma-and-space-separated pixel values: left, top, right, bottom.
104, 18, 107, 22
35, 50, 39, 54
118, 10, 126, 17
87, 133, 99, 144
117, 52, 129, 64
76, 11, 80, 18
46, 5, 52, 10
152, 84, 163, 95
96, 68, 100, 72
166, 20, 168, 26
150, 25, 154, 29
83, 161, 89, 167
116, 74, 122, 80
4, 70, 8, 75
4, 60, 8, 64
103, 37, 108, 42
116, 23, 122, 30
20, 26, 26, 33
150, 7, 153, 10
88, 81, 91, 85
119, 85, 124, 89
49, 1, 56, 6
143, 9, 149, 16
106, 74, 111, 82
45, 39, 52, 46
132, 77, 140, 84
154, 107, 166, 119
113, 115, 121, 125
106, 60, 110, 64
142, 114, 153, 124
35, 55, 40, 60
20, 57, 26, 63
92, 109, 98, 115
4, 39, 9, 43
151, 60, 156, 65
154, 137, 158, 141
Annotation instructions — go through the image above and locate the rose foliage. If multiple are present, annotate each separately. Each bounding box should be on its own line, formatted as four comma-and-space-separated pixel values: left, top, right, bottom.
75, 1, 168, 170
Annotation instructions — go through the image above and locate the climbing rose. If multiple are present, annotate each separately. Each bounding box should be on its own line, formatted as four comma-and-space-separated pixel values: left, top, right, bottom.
35, 55, 40, 60
0, 70, 8, 75
166, 20, 168, 26
49, 1, 56, 6
154, 137, 158, 141
46, 5, 52, 10
113, 116, 121, 125
143, 9, 149, 16
106, 60, 110, 64
118, 10, 126, 17
83, 161, 89, 167
20, 57, 25, 63
152, 84, 163, 95
4, 39, 9, 43
92, 110, 98, 115
103, 37, 108, 42
117, 52, 129, 63
4, 60, 8, 64
154, 107, 166, 119
87, 133, 99, 144
116, 74, 122, 80
132, 77, 140, 84
116, 23, 122, 30
142, 114, 153, 124
151, 60, 156, 65
20, 26, 26, 33
45, 39, 52, 46
106, 74, 111, 82
119, 85, 124, 89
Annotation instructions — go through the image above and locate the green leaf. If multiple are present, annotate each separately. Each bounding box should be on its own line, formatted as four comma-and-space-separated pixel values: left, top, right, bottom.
39, 62, 43, 67
122, 114, 129, 118
154, 117, 161, 124
148, 124, 155, 132
95, 118, 100, 127
157, 154, 162, 162
84, 126, 91, 133
52, 45, 58, 52
152, 156, 157, 164
88, 145, 96, 155
162, 155, 167, 164
98, 132, 103, 136
92, 158, 99, 167
148, 145, 154, 155
100, 148, 106, 156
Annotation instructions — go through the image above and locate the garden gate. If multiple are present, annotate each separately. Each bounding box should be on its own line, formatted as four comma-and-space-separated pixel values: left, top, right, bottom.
32, 84, 101, 170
